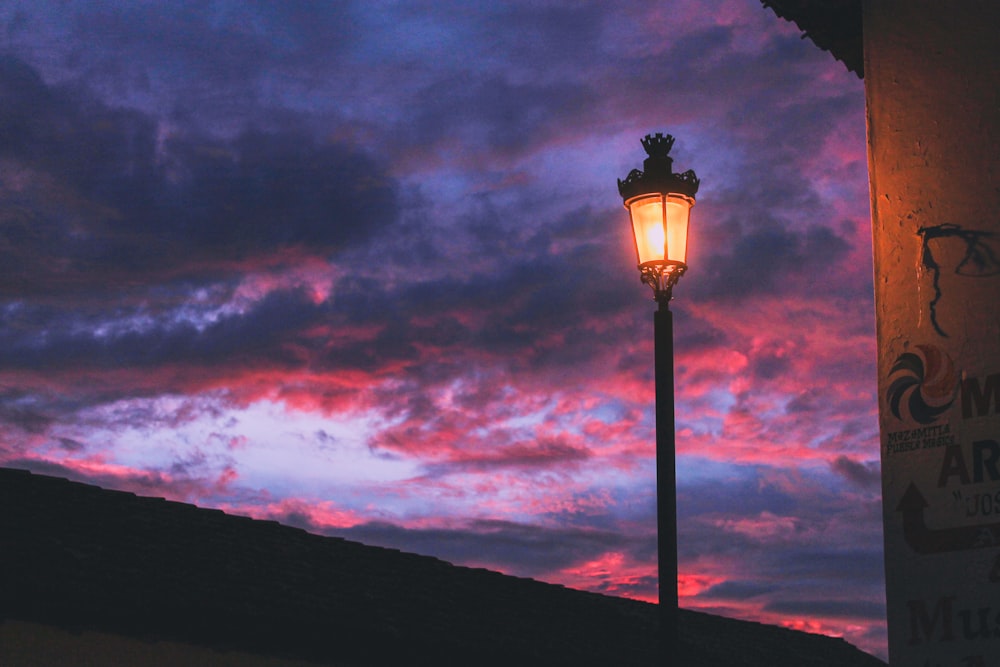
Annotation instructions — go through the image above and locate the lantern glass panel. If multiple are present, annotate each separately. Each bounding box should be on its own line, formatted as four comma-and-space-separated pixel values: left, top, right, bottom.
628, 195, 665, 265
664, 194, 692, 265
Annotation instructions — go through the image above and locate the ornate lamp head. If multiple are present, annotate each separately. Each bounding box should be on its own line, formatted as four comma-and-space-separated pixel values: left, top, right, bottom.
618, 133, 700, 305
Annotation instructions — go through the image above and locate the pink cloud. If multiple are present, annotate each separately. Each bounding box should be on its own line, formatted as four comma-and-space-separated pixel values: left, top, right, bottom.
236, 496, 367, 531
555, 551, 658, 602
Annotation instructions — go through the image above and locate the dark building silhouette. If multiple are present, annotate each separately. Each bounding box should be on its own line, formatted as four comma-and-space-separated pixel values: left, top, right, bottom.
762, 0, 862, 76
1, 468, 884, 666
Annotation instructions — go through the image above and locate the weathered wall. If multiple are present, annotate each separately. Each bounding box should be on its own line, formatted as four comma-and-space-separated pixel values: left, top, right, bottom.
865, 1, 1000, 665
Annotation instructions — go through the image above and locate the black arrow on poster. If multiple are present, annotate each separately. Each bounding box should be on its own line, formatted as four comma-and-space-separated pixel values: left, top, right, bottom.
896, 482, 1000, 554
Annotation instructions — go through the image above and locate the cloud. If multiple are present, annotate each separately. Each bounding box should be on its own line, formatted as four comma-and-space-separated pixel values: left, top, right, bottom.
0, 287, 321, 369
0, 56, 399, 298
1, 455, 235, 504
697, 579, 778, 600
764, 598, 886, 621
692, 223, 853, 300
0, 395, 54, 434
437, 437, 593, 472
830, 455, 881, 489
333, 517, 647, 582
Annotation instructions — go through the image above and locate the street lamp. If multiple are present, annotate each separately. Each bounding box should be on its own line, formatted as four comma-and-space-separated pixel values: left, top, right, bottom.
617, 132, 699, 662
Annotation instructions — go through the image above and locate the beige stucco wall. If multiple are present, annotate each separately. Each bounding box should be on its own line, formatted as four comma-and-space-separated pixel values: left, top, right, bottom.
0, 620, 348, 667
865, 1, 1000, 665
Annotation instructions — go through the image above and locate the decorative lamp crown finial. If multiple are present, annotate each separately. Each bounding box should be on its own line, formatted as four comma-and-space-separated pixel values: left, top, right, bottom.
617, 131, 699, 200
641, 133, 675, 158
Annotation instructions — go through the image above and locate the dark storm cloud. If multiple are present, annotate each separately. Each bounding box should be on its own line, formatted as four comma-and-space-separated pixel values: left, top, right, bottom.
698, 579, 778, 600
0, 399, 53, 434
830, 455, 881, 489
0, 385, 53, 434
613, 20, 843, 127
0, 197, 627, 391
73, 2, 349, 69
427, 437, 593, 472
477, 1, 608, 68
675, 466, 884, 604
349, 4, 661, 165
46, 289, 319, 367
63, 2, 358, 115
679, 467, 798, 522
165, 129, 397, 252
326, 203, 635, 374
770, 547, 884, 587
764, 598, 886, 621
0, 387, 108, 438
329, 518, 644, 580
0, 288, 326, 381
460, 207, 630, 324
407, 75, 592, 157
691, 221, 853, 301
56, 437, 85, 452
0, 56, 398, 296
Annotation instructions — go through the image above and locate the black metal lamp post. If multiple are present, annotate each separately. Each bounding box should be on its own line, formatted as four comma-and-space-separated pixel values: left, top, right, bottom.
617, 133, 699, 662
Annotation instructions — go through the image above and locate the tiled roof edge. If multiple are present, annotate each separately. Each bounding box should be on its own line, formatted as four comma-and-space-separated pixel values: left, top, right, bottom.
762, 0, 864, 78
1, 467, 886, 667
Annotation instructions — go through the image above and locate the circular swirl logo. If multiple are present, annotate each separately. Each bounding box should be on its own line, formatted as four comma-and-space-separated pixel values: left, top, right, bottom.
886, 344, 958, 424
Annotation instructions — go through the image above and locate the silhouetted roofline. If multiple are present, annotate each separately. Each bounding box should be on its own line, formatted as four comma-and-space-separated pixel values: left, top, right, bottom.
762, 0, 864, 77
0, 467, 885, 666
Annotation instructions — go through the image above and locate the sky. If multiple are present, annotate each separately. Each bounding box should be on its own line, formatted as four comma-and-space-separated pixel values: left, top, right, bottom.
0, 0, 885, 659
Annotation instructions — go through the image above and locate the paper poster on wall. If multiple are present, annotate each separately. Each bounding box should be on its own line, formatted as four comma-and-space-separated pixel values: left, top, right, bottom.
877, 224, 1000, 667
